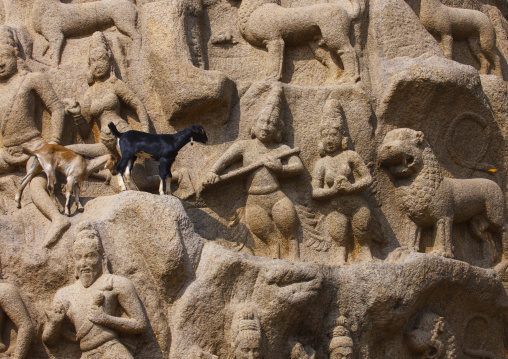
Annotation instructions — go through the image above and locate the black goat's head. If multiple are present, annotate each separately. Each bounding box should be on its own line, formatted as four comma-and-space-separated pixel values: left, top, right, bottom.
189, 125, 208, 145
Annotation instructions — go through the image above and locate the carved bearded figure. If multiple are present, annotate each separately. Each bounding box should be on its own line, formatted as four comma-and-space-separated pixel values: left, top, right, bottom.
42, 223, 148, 358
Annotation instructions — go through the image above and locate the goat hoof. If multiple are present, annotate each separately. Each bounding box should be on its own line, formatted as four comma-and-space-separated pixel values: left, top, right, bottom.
78, 208, 85, 213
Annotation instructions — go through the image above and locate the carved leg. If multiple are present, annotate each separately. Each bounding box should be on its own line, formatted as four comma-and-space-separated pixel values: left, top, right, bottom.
46, 31, 65, 67
352, 206, 373, 263
440, 34, 454, 60
326, 211, 349, 264
309, 41, 341, 83
467, 37, 490, 74
433, 218, 454, 258
337, 45, 360, 84
245, 203, 280, 258
273, 197, 300, 261
264, 39, 285, 81
406, 218, 421, 252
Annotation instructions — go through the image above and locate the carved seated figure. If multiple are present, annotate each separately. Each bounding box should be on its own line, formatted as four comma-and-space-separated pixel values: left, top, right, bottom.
203, 83, 304, 260
231, 307, 263, 359
312, 97, 375, 264
42, 222, 148, 358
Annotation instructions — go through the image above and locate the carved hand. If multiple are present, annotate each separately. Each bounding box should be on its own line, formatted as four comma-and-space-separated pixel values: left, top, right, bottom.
88, 306, 109, 326
334, 175, 348, 193
46, 302, 65, 324
62, 98, 81, 116
264, 156, 283, 172
204, 171, 220, 186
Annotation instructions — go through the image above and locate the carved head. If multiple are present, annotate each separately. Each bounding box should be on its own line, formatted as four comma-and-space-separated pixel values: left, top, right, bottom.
87, 32, 114, 85
329, 316, 353, 359
378, 128, 426, 178
251, 83, 284, 143
232, 307, 263, 359
0, 26, 19, 80
319, 97, 349, 156
73, 222, 108, 288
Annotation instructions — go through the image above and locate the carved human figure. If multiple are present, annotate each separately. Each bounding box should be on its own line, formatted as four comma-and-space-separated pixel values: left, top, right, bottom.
0, 282, 34, 359
64, 31, 149, 159
203, 83, 303, 260
42, 222, 148, 358
311, 97, 374, 264
231, 307, 263, 359
0, 25, 70, 247
328, 316, 353, 359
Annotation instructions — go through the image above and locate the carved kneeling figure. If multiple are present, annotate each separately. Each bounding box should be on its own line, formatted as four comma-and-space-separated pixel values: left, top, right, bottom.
378, 128, 506, 259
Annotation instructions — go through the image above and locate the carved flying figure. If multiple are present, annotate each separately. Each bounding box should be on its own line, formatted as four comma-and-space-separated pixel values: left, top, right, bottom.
32, 0, 140, 66
237, 0, 362, 84
378, 128, 507, 259
418, 0, 502, 76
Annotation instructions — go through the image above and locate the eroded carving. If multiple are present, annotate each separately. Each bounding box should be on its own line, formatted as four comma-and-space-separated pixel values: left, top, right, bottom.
231, 306, 263, 359
378, 128, 506, 259
328, 316, 353, 359
203, 83, 303, 260
419, 0, 502, 75
311, 97, 376, 264
42, 222, 148, 357
237, 0, 362, 83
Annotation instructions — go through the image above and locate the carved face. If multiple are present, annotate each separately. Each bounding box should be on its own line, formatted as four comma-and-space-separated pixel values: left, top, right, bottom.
378, 129, 425, 178
253, 111, 281, 143
321, 127, 342, 154
234, 335, 262, 359
0, 47, 17, 80
330, 346, 353, 359
89, 49, 111, 80
74, 239, 103, 288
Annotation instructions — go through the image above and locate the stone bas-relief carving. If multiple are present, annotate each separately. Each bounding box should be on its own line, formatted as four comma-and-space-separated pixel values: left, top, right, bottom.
0, 0, 508, 357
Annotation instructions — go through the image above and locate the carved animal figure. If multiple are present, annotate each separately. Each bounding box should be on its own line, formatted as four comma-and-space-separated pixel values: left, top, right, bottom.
237, 0, 361, 83
419, 0, 502, 75
378, 128, 506, 258
109, 123, 208, 195
32, 0, 140, 66
15, 144, 116, 217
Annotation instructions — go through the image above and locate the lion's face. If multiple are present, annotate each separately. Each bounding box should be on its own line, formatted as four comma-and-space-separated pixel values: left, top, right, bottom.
378, 128, 426, 178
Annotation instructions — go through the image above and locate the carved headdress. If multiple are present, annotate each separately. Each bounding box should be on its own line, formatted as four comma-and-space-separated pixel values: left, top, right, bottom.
251, 82, 284, 142
329, 316, 353, 353
87, 31, 115, 85
73, 221, 110, 277
319, 94, 349, 155
231, 306, 262, 352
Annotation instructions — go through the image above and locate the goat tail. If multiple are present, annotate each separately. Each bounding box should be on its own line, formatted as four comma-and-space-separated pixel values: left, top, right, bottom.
108, 122, 122, 138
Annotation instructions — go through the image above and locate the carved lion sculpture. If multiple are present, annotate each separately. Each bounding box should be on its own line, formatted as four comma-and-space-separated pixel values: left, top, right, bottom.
237, 0, 362, 84
378, 128, 506, 259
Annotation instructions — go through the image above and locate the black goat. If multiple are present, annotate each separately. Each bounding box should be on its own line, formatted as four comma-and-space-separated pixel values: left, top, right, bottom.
108, 123, 208, 195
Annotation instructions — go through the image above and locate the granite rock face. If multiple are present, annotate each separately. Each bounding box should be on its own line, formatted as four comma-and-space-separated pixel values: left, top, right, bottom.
0, 0, 507, 357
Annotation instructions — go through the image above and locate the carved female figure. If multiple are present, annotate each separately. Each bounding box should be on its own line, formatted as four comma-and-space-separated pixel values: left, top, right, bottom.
312, 97, 374, 264
231, 307, 263, 359
65, 31, 149, 158
204, 83, 303, 260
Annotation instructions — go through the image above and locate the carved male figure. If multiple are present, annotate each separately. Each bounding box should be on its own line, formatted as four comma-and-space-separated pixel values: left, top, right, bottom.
231, 307, 263, 359
328, 316, 353, 359
42, 223, 148, 358
312, 96, 376, 264
0, 282, 34, 359
0, 25, 69, 247
203, 83, 303, 260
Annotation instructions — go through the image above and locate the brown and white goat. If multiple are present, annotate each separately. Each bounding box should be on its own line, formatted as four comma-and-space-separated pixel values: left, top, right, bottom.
15, 144, 116, 216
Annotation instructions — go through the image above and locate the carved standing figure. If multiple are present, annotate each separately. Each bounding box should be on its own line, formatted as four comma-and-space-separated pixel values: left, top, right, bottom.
32, 0, 140, 66
237, 0, 361, 83
203, 83, 303, 260
418, 0, 502, 76
42, 222, 148, 358
0, 25, 70, 247
0, 282, 34, 359
64, 32, 149, 159
231, 306, 263, 359
312, 97, 375, 264
378, 128, 507, 259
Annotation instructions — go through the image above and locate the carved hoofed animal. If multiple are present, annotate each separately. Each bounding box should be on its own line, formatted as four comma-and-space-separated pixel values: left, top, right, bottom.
15, 144, 116, 217
419, 0, 501, 75
378, 128, 506, 258
32, 0, 140, 66
109, 123, 208, 195
237, 0, 361, 83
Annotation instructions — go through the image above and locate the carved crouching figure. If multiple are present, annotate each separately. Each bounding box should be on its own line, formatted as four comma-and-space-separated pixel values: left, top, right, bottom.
32, 0, 140, 66
15, 145, 116, 219
237, 0, 361, 83
378, 128, 506, 259
419, 0, 502, 76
